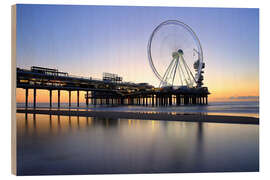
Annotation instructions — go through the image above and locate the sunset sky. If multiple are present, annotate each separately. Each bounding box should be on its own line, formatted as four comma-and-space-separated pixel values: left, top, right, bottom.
16, 4, 259, 102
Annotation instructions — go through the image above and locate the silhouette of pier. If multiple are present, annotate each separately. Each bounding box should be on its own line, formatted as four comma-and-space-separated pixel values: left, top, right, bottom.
17, 66, 209, 108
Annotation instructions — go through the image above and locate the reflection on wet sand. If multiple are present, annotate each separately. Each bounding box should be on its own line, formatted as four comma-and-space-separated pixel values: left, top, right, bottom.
16, 113, 259, 175
20, 113, 131, 135
20, 113, 206, 135
20, 113, 207, 167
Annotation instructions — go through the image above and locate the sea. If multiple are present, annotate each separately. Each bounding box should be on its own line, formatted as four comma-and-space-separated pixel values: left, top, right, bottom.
17, 100, 259, 118
16, 100, 259, 175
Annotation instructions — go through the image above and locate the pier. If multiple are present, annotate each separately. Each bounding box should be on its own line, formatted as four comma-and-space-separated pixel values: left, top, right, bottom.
17, 66, 210, 108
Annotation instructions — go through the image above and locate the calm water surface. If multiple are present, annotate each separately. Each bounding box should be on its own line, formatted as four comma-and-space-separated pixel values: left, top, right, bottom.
17, 101, 259, 118
17, 113, 259, 175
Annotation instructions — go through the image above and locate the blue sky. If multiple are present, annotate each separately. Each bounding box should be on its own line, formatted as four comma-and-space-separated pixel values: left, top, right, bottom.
16, 4, 259, 100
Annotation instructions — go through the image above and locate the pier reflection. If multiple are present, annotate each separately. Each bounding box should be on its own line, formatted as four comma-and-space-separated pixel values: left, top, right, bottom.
16, 113, 258, 174
20, 113, 128, 135
19, 113, 207, 142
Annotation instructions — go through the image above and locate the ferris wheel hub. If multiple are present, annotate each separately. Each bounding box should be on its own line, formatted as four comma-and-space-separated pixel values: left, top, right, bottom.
172, 52, 179, 58
177, 49, 184, 55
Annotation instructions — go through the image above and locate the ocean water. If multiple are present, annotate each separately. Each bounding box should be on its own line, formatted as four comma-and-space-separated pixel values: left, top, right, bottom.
17, 101, 259, 118
16, 113, 259, 175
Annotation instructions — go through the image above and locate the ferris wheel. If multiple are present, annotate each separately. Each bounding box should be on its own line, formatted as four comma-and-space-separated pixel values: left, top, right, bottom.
147, 20, 205, 88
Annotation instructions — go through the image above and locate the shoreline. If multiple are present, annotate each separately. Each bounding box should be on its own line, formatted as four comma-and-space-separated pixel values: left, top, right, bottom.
16, 109, 259, 125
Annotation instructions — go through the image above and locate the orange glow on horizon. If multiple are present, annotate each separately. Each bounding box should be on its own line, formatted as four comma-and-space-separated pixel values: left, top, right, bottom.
16, 89, 87, 103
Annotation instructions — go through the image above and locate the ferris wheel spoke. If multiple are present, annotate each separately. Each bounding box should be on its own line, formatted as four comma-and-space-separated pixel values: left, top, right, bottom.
181, 55, 196, 84
178, 58, 189, 86
159, 58, 176, 87
177, 61, 184, 86
171, 57, 179, 86
164, 59, 176, 81
167, 60, 177, 81
179, 55, 193, 86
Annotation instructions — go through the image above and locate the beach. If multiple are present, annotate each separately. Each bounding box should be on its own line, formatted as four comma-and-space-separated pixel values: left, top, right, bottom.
16, 112, 259, 175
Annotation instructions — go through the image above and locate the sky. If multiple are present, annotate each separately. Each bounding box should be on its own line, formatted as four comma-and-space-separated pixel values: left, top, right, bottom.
16, 4, 259, 102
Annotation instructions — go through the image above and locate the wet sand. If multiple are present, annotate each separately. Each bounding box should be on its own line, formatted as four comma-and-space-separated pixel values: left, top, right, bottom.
17, 108, 259, 125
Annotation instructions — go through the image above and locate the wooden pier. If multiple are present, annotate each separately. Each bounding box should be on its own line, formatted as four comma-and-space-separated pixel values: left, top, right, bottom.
17, 66, 209, 108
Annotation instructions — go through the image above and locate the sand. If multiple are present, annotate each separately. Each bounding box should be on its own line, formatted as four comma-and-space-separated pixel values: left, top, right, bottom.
16, 108, 259, 125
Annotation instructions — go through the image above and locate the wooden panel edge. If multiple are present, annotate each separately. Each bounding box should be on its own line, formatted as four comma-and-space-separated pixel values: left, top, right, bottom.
11, 4, 17, 176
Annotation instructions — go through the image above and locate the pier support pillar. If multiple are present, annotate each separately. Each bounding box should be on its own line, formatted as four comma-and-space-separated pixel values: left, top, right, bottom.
25, 88, 28, 108
182, 96, 184, 105
184, 96, 187, 105
169, 95, 172, 106
68, 91, 71, 108
162, 96, 165, 106
77, 90, 79, 107
33, 88, 36, 108
163, 97, 166, 106
86, 91, 89, 107
49, 89, 52, 108
176, 95, 180, 106
206, 96, 208, 104
58, 90, 60, 108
